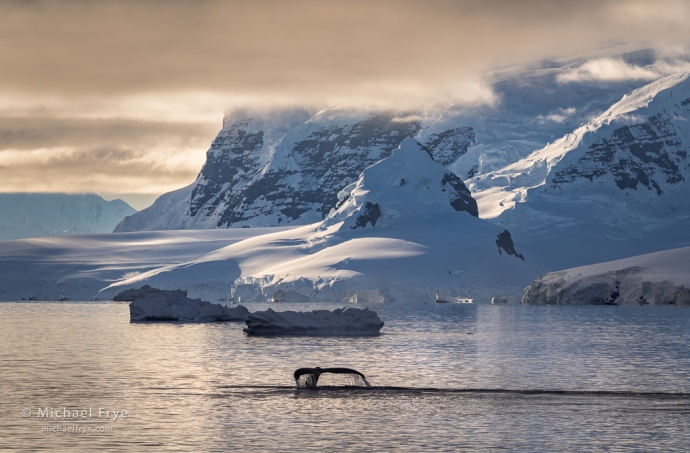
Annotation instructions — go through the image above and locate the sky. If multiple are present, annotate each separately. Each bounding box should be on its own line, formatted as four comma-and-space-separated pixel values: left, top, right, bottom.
1, 0, 689, 210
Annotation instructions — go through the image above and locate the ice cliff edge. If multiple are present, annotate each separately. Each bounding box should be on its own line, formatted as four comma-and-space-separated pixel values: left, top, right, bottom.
522, 246, 690, 305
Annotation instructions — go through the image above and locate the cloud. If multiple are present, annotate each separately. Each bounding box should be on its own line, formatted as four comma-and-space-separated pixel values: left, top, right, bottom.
0, 0, 689, 198
1, 0, 689, 103
556, 58, 685, 83
0, 116, 215, 196
537, 107, 577, 124
391, 115, 424, 123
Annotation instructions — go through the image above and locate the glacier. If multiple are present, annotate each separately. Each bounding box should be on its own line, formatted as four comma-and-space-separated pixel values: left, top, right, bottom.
522, 246, 690, 305
0, 228, 293, 301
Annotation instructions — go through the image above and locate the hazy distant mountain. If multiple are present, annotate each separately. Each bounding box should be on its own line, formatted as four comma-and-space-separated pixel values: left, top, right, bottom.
0, 193, 135, 241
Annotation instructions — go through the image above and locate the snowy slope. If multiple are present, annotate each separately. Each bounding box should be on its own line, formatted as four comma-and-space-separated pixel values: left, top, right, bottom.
322, 138, 478, 229
465, 69, 690, 270
0, 193, 135, 241
114, 184, 192, 232
470, 70, 690, 218
522, 246, 690, 305
0, 227, 294, 301
104, 140, 541, 303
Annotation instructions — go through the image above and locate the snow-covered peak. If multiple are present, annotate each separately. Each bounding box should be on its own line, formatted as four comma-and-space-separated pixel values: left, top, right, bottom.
322, 138, 478, 230
470, 69, 690, 218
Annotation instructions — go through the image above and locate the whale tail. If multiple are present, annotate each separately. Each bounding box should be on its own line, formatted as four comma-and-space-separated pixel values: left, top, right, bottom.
294, 367, 370, 388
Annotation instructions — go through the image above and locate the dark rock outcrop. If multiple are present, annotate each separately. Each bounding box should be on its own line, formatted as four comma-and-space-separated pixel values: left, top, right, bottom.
352, 202, 382, 229
441, 173, 479, 217
551, 110, 687, 195
495, 230, 525, 260
424, 127, 475, 166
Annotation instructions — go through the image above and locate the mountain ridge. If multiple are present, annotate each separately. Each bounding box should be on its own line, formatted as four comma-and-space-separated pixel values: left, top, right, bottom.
0, 193, 135, 242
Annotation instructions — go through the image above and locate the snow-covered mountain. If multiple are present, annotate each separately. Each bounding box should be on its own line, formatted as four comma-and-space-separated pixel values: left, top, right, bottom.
0, 140, 540, 302
105, 139, 540, 303
115, 55, 652, 233
0, 193, 135, 242
470, 69, 690, 269
6, 50, 689, 303
0, 228, 283, 301
322, 138, 478, 230
471, 70, 690, 217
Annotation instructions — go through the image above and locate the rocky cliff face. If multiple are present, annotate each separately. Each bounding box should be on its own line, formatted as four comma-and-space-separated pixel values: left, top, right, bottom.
189, 111, 424, 227
550, 105, 688, 196
116, 108, 478, 231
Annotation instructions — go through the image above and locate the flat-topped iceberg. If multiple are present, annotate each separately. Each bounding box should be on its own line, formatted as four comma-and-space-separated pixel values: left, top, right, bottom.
116, 286, 249, 322
243, 307, 384, 335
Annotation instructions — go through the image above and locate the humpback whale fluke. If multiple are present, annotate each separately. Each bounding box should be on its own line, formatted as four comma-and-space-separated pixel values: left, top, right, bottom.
294, 367, 370, 388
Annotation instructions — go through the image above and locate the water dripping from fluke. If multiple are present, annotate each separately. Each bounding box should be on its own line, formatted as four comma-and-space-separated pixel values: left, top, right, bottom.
294, 367, 371, 389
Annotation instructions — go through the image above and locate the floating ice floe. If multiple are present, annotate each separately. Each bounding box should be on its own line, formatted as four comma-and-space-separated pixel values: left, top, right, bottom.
243, 307, 384, 335
118, 286, 249, 322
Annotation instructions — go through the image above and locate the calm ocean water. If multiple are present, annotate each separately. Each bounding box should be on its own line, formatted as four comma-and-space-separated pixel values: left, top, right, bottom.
1, 302, 689, 452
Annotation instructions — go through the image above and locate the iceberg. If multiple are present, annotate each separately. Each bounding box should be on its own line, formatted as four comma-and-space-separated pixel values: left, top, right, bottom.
118, 286, 249, 322
243, 307, 384, 335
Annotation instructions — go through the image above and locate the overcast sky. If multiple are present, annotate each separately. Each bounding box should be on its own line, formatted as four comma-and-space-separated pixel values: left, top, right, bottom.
1, 0, 689, 209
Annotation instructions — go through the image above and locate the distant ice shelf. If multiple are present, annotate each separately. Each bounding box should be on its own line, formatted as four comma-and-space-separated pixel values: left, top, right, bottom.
522, 246, 690, 305
243, 307, 384, 335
